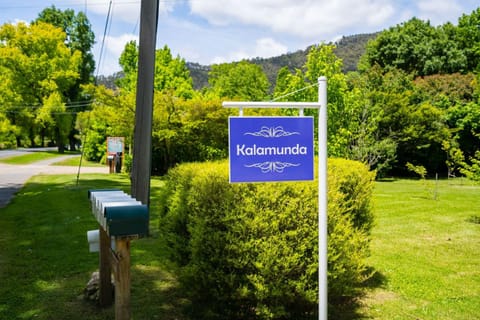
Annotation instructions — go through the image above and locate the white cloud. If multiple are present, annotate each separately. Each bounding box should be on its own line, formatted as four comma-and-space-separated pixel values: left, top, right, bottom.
87, 0, 140, 24
12, 19, 28, 25
105, 33, 138, 55
416, 0, 462, 25
254, 38, 288, 58
95, 33, 138, 74
211, 37, 288, 64
82, 0, 174, 25
188, 0, 396, 39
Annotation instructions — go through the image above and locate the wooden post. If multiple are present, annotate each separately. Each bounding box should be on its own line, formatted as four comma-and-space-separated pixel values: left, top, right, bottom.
99, 228, 113, 306
114, 238, 131, 320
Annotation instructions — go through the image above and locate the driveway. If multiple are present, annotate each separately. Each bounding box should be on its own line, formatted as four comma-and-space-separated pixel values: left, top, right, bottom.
0, 154, 108, 208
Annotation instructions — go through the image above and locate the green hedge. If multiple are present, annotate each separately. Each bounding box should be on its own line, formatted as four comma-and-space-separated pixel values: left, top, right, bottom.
159, 158, 375, 319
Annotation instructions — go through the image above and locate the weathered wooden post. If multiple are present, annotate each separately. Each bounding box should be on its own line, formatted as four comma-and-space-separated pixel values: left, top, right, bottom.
112, 238, 132, 320
99, 228, 113, 306
88, 189, 149, 320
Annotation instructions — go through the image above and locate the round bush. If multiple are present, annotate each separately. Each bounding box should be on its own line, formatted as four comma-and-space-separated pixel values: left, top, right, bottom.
159, 158, 375, 319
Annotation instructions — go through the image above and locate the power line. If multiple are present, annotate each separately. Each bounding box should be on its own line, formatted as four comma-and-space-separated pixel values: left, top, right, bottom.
4, 110, 84, 115
95, 0, 113, 79
0, 1, 141, 10
2, 101, 94, 109
271, 82, 319, 102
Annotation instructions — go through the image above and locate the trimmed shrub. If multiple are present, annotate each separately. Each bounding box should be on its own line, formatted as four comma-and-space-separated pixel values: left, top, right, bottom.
159, 158, 375, 319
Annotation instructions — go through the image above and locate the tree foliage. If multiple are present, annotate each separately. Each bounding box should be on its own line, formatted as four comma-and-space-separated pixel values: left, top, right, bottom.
35, 5, 95, 89
361, 18, 467, 76
0, 21, 81, 149
76, 84, 135, 162
151, 94, 232, 175
457, 7, 480, 71
361, 8, 480, 77
273, 45, 397, 174
207, 60, 270, 100
118, 41, 194, 99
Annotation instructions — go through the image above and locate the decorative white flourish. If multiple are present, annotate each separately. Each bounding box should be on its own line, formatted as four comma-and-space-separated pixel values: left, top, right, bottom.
245, 161, 300, 173
244, 126, 300, 138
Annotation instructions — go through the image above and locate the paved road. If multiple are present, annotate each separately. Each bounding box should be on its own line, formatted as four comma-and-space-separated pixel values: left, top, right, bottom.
0, 153, 108, 208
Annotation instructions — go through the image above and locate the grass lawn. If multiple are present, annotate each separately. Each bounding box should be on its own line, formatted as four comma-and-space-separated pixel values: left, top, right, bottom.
0, 173, 186, 320
0, 175, 478, 319
0, 152, 103, 167
0, 151, 66, 164
53, 156, 105, 167
358, 178, 480, 319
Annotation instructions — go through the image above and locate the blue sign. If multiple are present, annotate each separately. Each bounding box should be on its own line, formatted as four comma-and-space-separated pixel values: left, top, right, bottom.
229, 116, 314, 183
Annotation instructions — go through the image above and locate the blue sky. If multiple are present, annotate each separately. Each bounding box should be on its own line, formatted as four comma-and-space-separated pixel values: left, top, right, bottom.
0, 0, 478, 76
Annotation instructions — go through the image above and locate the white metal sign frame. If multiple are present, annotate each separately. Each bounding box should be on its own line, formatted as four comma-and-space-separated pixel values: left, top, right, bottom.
223, 76, 328, 320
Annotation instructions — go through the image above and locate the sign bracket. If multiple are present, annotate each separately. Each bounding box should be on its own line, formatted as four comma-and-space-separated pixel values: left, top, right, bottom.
222, 76, 328, 320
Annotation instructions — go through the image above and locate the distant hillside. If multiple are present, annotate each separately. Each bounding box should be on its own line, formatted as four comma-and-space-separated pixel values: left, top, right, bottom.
334, 33, 378, 72
187, 32, 377, 91
186, 62, 210, 90
97, 33, 377, 92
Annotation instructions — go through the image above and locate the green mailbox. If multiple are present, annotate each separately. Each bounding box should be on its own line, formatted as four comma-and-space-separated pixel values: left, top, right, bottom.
88, 189, 149, 237
105, 204, 148, 237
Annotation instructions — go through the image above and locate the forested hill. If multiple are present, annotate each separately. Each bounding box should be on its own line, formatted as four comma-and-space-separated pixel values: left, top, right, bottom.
186, 32, 377, 90
334, 33, 378, 72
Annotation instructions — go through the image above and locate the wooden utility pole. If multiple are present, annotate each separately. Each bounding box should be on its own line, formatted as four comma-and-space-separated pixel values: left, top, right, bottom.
131, 0, 159, 206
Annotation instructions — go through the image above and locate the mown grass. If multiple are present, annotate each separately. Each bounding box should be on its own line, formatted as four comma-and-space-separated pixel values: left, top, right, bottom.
53, 156, 105, 167
0, 152, 103, 167
0, 173, 186, 320
0, 175, 478, 319
0, 151, 64, 164
358, 178, 480, 319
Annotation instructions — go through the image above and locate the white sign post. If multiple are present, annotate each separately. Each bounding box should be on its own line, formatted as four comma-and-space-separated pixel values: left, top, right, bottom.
223, 76, 328, 320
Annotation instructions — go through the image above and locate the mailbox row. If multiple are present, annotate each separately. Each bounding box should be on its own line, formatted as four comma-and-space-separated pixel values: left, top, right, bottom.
88, 189, 149, 237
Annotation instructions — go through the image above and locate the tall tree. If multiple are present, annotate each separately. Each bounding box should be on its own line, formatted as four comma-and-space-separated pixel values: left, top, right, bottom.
208, 60, 270, 100
35, 6, 95, 89
0, 22, 81, 150
118, 42, 194, 99
361, 17, 467, 76
274, 44, 354, 156
34, 6, 95, 150
456, 7, 480, 72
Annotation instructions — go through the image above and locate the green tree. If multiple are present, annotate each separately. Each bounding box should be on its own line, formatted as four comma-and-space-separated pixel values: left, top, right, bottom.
208, 60, 270, 100
361, 17, 467, 76
412, 73, 476, 107
273, 44, 355, 157
0, 22, 81, 150
41, 92, 72, 152
118, 42, 194, 99
151, 94, 231, 175
35, 6, 95, 150
118, 41, 138, 92
0, 113, 16, 149
346, 70, 397, 176
273, 67, 309, 102
35, 6, 95, 88
446, 101, 480, 161
456, 7, 480, 71
77, 84, 136, 162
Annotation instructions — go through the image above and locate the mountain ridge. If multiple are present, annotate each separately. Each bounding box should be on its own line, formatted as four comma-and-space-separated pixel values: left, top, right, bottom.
96, 33, 378, 91
187, 32, 378, 91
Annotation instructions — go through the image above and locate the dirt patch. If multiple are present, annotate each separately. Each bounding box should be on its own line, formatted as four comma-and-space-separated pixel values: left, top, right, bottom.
360, 288, 399, 306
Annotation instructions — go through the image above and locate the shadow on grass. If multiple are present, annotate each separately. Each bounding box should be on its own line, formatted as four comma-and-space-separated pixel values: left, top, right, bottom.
0, 174, 187, 319
0, 174, 388, 320
328, 268, 388, 320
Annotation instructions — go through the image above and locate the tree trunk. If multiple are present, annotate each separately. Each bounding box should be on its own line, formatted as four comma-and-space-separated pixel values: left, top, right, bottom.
56, 127, 65, 154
